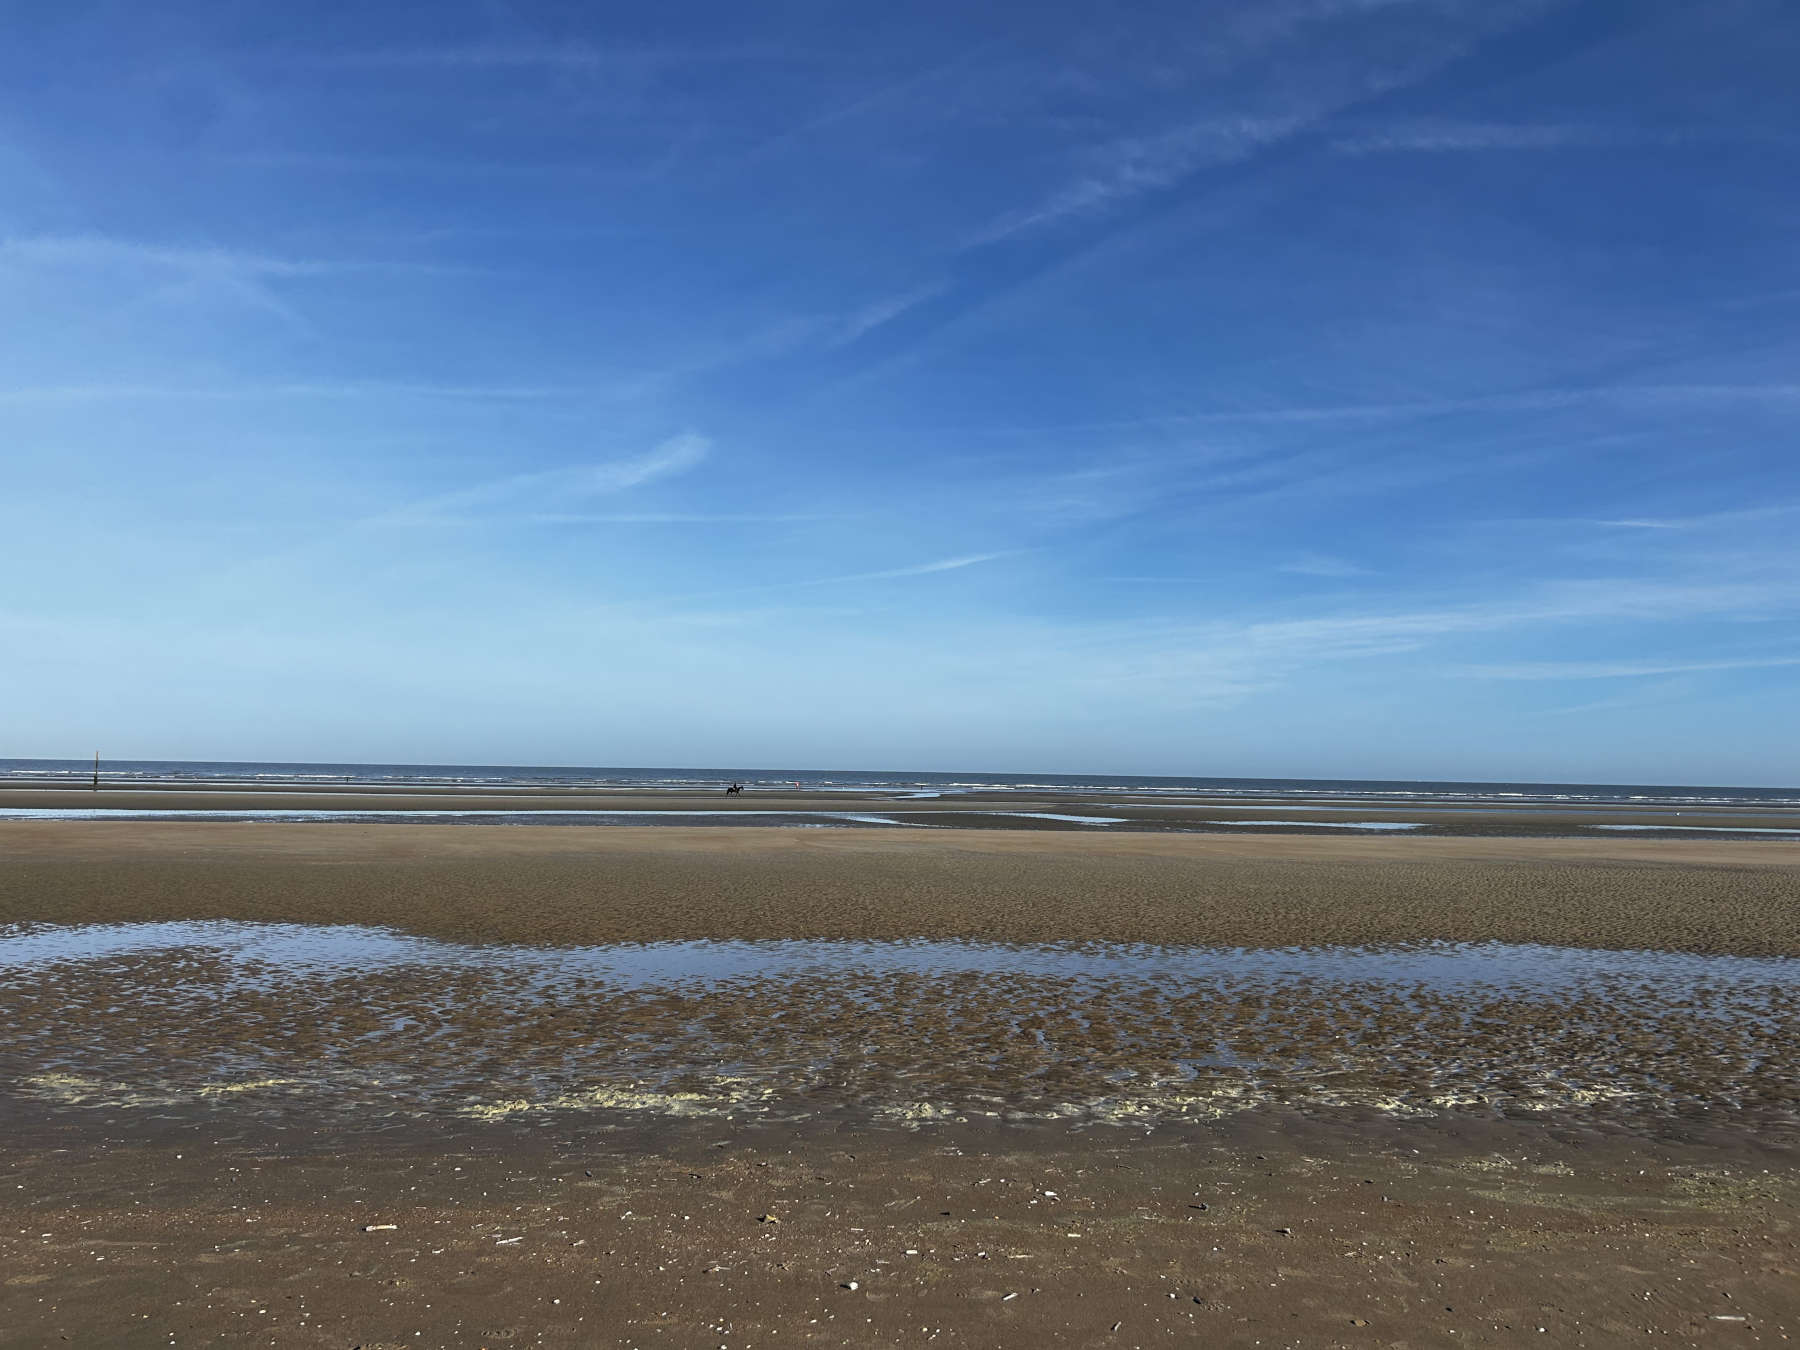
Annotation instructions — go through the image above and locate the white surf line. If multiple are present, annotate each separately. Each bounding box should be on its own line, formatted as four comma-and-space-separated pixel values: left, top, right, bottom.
977, 812, 1126, 825
1079, 802, 1341, 812
1197, 820, 1426, 830
1590, 824, 1800, 835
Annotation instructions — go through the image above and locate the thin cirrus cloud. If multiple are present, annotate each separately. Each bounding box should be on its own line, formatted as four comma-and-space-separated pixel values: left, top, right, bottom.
1584, 502, 1800, 531
0, 381, 580, 403
373, 434, 712, 527
960, 0, 1557, 249
717, 551, 1018, 595
793, 551, 1017, 587
0, 233, 455, 278
1332, 121, 1633, 153
832, 282, 950, 346
1331, 120, 1800, 154
966, 117, 1300, 246
0, 233, 469, 330
315, 42, 799, 71
953, 385, 1800, 437
522, 512, 839, 525
1060, 580, 1800, 706
1454, 656, 1800, 680
1278, 553, 1370, 578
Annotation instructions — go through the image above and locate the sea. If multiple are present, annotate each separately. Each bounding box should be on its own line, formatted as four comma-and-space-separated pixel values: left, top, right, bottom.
2, 759, 1796, 808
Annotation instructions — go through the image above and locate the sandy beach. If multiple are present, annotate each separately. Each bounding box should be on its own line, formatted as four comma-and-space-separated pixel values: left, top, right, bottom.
3, 820, 1797, 1345
3, 820, 1797, 951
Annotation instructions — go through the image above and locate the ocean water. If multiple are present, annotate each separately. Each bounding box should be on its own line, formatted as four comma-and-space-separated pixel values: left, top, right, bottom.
2, 758, 1797, 808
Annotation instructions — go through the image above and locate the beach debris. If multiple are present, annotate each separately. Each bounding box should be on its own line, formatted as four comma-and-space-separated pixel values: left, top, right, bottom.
1712, 1315, 1748, 1322
1002, 1292, 1018, 1301
494, 1236, 524, 1245
362, 1224, 397, 1232
1188, 1203, 1209, 1211
757, 1214, 780, 1224
1351, 1317, 1369, 1326
841, 1280, 859, 1291
1110, 1322, 1122, 1332
1274, 1227, 1292, 1236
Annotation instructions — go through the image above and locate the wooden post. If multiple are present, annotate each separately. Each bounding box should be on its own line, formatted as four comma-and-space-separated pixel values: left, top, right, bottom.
93, 751, 99, 791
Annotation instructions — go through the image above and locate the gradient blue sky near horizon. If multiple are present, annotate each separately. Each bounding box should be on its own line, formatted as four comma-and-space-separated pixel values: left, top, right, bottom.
3, 0, 1798, 785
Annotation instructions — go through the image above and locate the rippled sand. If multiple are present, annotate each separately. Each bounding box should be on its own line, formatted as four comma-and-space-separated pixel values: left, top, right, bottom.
5, 923, 1795, 1131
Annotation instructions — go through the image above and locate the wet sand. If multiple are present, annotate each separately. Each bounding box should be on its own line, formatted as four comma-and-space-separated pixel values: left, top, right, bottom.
3, 823, 1797, 1344
6, 780, 1800, 837
2, 821, 1797, 952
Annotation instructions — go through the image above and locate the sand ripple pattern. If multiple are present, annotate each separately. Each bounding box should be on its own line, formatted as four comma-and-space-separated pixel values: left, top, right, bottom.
3, 923, 1795, 1129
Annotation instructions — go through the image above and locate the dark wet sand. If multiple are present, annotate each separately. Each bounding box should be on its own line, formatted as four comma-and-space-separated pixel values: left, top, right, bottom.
6, 780, 1800, 836
3, 821, 1797, 953
3, 823, 1797, 1345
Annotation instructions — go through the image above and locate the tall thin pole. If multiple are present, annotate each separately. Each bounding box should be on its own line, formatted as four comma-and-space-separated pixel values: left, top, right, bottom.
93, 751, 99, 791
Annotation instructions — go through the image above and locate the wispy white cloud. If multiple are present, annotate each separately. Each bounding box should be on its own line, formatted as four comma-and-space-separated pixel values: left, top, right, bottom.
728, 49, 991, 173
523, 512, 836, 525
833, 282, 949, 345
1333, 121, 1629, 153
318, 43, 798, 71
948, 385, 1800, 436
798, 551, 1017, 586
1278, 552, 1370, 578
0, 381, 580, 403
216, 150, 634, 179
1456, 655, 1800, 680
1582, 502, 1800, 531
689, 552, 1017, 601
1063, 578, 1800, 704
375, 434, 711, 526
962, 0, 1562, 248
968, 117, 1299, 246
1531, 679, 1700, 719
1333, 120, 1800, 154
0, 233, 463, 330
0, 234, 449, 277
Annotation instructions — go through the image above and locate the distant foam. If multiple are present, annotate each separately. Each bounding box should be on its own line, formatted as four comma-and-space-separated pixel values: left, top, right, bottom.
1592, 824, 1800, 836
3, 757, 1796, 809
1196, 820, 1426, 830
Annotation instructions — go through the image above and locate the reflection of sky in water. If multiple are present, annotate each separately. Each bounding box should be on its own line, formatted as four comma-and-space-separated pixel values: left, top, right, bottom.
1193, 820, 1424, 830
6, 807, 1794, 837
0, 808, 1404, 830
1592, 824, 1800, 835
3, 922, 1794, 996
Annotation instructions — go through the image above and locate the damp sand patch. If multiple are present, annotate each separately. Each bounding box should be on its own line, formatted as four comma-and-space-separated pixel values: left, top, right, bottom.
3, 923, 1795, 1129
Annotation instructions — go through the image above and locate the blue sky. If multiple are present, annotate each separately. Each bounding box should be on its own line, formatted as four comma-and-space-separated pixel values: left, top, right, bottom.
4, 0, 1798, 783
